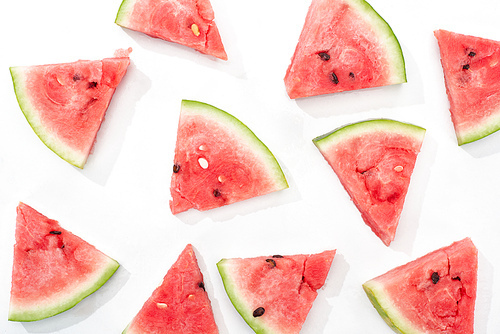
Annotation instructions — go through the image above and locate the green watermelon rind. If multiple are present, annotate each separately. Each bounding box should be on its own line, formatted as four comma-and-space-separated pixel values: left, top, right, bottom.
349, 0, 407, 84
9, 67, 88, 168
180, 100, 289, 191
216, 259, 269, 334
312, 119, 426, 150
362, 281, 413, 334
115, 0, 136, 26
8, 258, 119, 322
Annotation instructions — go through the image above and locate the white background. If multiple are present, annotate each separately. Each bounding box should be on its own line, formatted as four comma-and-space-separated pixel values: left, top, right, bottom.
1, 0, 500, 332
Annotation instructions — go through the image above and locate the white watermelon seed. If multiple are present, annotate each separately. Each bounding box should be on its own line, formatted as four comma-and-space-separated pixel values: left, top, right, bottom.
191, 23, 200, 36
218, 175, 225, 183
198, 157, 209, 169
199, 145, 206, 151
156, 302, 168, 309
394, 165, 404, 172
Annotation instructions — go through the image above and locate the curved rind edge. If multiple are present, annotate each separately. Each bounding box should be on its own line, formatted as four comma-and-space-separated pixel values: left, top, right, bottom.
8, 259, 119, 322
115, 0, 137, 26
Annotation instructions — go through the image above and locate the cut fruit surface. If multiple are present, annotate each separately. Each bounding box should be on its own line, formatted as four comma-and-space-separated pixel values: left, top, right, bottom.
123, 244, 218, 334
313, 119, 425, 246
435, 29, 500, 145
169, 100, 288, 214
9, 203, 119, 322
10, 51, 130, 168
217, 250, 335, 334
363, 238, 478, 333
115, 0, 227, 60
284, 0, 406, 99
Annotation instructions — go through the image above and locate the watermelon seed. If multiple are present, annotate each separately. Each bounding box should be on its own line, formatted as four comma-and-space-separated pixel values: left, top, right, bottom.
199, 145, 206, 151
462, 64, 470, 70
173, 164, 180, 173
272, 255, 283, 258
156, 302, 168, 309
452, 276, 461, 281
468, 51, 476, 57
431, 272, 440, 284
73, 74, 81, 81
266, 259, 277, 268
394, 166, 404, 172
318, 52, 330, 61
191, 23, 200, 36
218, 175, 225, 183
88, 81, 98, 88
349, 72, 355, 79
213, 189, 221, 197
330, 72, 339, 84
49, 231, 62, 235
198, 158, 209, 169
253, 307, 265, 317
198, 282, 205, 291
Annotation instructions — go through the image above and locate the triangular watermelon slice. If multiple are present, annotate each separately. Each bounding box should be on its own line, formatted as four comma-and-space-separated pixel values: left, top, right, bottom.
435, 29, 500, 145
217, 250, 335, 334
10, 51, 131, 168
123, 244, 218, 334
285, 0, 406, 99
169, 100, 288, 214
9, 202, 119, 322
115, 0, 227, 60
313, 119, 425, 246
284, 0, 406, 99
363, 238, 478, 333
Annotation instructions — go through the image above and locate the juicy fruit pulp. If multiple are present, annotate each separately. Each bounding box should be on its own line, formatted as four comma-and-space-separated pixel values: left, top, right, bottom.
313, 119, 425, 246
115, 0, 227, 60
435, 29, 500, 145
10, 53, 130, 168
169, 100, 288, 214
123, 244, 218, 334
363, 238, 478, 333
9, 203, 119, 322
217, 250, 335, 334
284, 0, 406, 99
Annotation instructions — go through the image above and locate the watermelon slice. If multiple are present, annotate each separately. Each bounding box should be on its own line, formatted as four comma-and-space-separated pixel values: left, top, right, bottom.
217, 250, 335, 334
10, 51, 131, 168
169, 100, 288, 214
363, 238, 478, 333
313, 119, 425, 246
115, 0, 227, 60
123, 244, 218, 333
9, 202, 119, 322
435, 29, 500, 145
284, 0, 406, 99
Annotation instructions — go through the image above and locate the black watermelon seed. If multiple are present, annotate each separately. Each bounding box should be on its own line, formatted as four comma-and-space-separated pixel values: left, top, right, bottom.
462, 64, 470, 70
173, 164, 180, 173
349, 72, 355, 79
468, 51, 476, 57
431, 272, 440, 284
272, 255, 283, 258
330, 72, 339, 84
88, 81, 98, 88
73, 74, 81, 81
49, 231, 62, 235
452, 276, 461, 281
213, 189, 221, 197
253, 307, 265, 317
266, 259, 276, 268
318, 52, 330, 61
198, 282, 205, 291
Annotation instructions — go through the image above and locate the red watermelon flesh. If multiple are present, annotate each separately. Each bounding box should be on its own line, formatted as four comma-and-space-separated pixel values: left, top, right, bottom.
435, 29, 500, 145
115, 0, 227, 60
123, 244, 218, 334
284, 0, 406, 99
313, 119, 425, 246
169, 100, 288, 214
9, 203, 119, 322
363, 238, 478, 333
217, 250, 335, 334
10, 50, 131, 168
